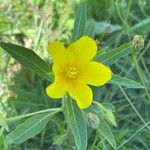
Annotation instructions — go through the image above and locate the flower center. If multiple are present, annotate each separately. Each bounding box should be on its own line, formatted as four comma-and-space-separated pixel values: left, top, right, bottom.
65, 67, 78, 79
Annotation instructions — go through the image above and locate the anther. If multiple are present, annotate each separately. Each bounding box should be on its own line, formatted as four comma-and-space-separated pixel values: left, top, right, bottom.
65, 67, 78, 79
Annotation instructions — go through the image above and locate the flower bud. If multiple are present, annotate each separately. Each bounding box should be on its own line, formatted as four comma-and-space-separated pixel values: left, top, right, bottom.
86, 112, 100, 129
132, 35, 144, 51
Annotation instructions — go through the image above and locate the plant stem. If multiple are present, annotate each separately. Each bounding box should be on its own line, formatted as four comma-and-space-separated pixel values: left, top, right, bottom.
141, 57, 150, 79
6, 108, 62, 123
115, 0, 131, 31
125, 0, 132, 21
131, 51, 150, 100
119, 86, 150, 130
90, 130, 99, 150
117, 122, 150, 149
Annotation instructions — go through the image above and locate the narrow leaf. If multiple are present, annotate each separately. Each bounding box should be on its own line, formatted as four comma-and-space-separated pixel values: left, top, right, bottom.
132, 18, 150, 33
84, 19, 95, 38
98, 118, 116, 149
91, 102, 116, 126
94, 43, 131, 65
72, 2, 87, 41
109, 75, 144, 89
89, 103, 116, 146
102, 103, 115, 112
0, 42, 53, 82
99, 104, 116, 127
53, 133, 67, 145
103, 110, 116, 127
64, 96, 87, 150
5, 111, 58, 145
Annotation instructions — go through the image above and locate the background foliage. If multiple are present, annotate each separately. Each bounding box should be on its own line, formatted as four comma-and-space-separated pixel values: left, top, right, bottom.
0, 0, 150, 149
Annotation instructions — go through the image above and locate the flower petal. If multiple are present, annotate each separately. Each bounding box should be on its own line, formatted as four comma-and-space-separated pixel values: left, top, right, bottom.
48, 41, 68, 64
67, 36, 97, 65
68, 82, 93, 109
80, 62, 112, 86
46, 81, 66, 99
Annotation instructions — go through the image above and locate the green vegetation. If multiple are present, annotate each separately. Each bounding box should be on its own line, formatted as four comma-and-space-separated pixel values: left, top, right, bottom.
0, 0, 150, 149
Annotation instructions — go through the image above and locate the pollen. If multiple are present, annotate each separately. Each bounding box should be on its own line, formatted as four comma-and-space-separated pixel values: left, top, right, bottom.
65, 67, 78, 79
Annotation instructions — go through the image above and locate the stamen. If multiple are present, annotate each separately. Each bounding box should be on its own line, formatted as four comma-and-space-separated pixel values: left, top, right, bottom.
65, 67, 78, 79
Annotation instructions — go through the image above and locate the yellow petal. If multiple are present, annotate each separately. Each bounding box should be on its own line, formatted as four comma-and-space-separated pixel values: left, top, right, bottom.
80, 62, 112, 86
46, 81, 66, 99
48, 41, 68, 64
68, 82, 93, 109
67, 36, 97, 66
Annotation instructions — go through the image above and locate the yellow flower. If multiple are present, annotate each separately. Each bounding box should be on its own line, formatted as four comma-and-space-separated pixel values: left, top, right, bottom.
46, 36, 112, 109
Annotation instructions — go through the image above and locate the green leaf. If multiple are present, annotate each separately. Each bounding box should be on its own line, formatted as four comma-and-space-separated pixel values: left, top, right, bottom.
64, 96, 87, 150
98, 118, 116, 149
72, 2, 87, 41
53, 133, 67, 145
0, 126, 4, 137
84, 19, 95, 38
89, 101, 116, 148
5, 111, 58, 145
103, 110, 116, 127
0, 42, 53, 82
102, 103, 116, 112
88, 103, 104, 118
94, 42, 131, 65
89, 103, 116, 146
99, 104, 116, 127
132, 18, 150, 33
109, 75, 144, 89
91, 102, 116, 126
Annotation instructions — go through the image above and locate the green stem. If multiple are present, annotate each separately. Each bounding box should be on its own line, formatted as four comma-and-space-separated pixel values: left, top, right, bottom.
125, 0, 132, 21
0, 126, 4, 136
140, 4, 148, 18
131, 51, 150, 100
117, 122, 150, 149
141, 57, 150, 80
34, 19, 44, 51
115, 0, 132, 31
90, 130, 99, 150
119, 86, 150, 130
6, 108, 62, 123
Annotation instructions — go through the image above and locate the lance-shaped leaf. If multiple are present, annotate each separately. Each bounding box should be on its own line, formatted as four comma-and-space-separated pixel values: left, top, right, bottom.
98, 118, 117, 149
5, 111, 59, 145
86, 102, 116, 149
109, 75, 144, 89
89, 102, 116, 126
0, 42, 53, 81
64, 96, 87, 150
84, 19, 95, 38
72, 2, 87, 41
94, 42, 132, 65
